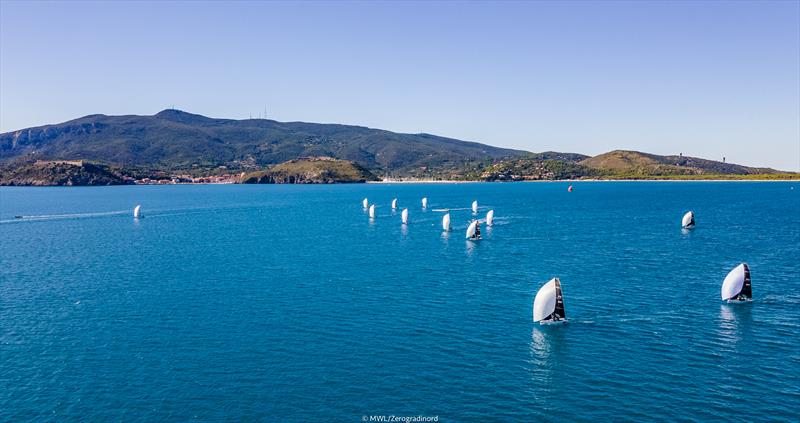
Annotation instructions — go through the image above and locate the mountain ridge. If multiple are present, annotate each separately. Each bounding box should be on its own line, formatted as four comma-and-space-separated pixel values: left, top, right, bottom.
0, 110, 789, 183
0, 109, 524, 174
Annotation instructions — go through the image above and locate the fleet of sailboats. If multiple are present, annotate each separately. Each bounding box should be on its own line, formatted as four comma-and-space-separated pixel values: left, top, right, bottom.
125, 192, 760, 326
130, 193, 758, 325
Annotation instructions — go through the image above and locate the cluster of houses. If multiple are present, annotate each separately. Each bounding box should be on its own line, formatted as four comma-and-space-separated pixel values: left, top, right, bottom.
133, 172, 245, 185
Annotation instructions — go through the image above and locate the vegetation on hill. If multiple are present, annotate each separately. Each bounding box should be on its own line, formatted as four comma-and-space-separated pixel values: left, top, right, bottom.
0, 111, 792, 183
0, 109, 523, 174
579, 150, 778, 177
240, 157, 378, 184
0, 160, 132, 186
477, 154, 595, 181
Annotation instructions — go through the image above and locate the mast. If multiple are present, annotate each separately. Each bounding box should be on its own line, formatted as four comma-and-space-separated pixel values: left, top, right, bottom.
740, 263, 752, 299
553, 278, 565, 320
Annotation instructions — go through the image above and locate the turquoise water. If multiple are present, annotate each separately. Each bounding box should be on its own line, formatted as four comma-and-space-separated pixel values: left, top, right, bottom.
1, 182, 798, 421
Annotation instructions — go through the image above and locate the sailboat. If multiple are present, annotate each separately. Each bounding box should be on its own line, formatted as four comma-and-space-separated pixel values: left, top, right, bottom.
401, 208, 409, 224
466, 220, 481, 240
486, 210, 494, 226
442, 213, 451, 231
472, 200, 478, 214
392, 198, 398, 209
422, 197, 428, 208
533, 278, 566, 323
362, 198, 369, 209
721, 263, 752, 302
369, 204, 375, 218
133, 205, 142, 219
682, 211, 695, 229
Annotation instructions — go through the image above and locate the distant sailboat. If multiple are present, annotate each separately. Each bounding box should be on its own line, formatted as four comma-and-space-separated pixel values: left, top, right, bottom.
133, 205, 142, 219
369, 204, 375, 218
422, 197, 428, 208
533, 278, 566, 323
442, 213, 451, 231
401, 208, 408, 224
721, 263, 752, 302
392, 198, 398, 209
486, 210, 494, 226
472, 200, 478, 214
362, 198, 369, 209
682, 211, 695, 229
466, 220, 481, 240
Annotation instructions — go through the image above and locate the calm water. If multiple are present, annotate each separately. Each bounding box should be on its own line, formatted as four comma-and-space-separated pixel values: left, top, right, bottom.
1, 182, 798, 421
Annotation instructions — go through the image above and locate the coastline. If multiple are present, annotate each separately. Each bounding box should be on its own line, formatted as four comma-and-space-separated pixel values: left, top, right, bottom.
2, 179, 798, 188
371, 178, 799, 184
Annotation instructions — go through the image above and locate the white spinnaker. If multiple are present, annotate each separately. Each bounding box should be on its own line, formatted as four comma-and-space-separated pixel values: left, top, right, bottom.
442, 213, 451, 231
486, 210, 494, 226
466, 220, 477, 239
392, 199, 397, 209
533, 278, 558, 322
401, 208, 408, 224
369, 204, 375, 218
472, 200, 478, 213
422, 197, 428, 208
133, 205, 141, 218
362, 198, 369, 209
682, 211, 694, 228
721, 263, 747, 300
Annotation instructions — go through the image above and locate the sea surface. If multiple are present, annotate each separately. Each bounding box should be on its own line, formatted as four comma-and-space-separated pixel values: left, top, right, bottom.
1, 182, 798, 422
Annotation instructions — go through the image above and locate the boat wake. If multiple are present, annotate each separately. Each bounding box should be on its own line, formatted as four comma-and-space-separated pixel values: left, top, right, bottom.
1, 210, 129, 224
759, 294, 800, 305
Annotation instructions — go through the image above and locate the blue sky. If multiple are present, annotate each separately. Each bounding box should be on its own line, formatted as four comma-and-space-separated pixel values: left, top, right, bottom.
1, 1, 798, 170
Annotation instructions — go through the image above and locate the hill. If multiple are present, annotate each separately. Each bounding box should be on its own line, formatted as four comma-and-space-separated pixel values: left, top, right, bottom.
479, 157, 595, 181
0, 160, 132, 186
0, 111, 789, 182
579, 150, 779, 177
240, 157, 378, 184
0, 109, 524, 175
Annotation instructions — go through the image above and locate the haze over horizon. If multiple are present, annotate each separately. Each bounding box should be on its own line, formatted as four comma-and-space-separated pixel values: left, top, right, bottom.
1, 1, 798, 170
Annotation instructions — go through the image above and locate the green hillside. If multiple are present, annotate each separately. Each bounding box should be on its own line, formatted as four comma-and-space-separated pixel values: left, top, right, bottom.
241, 157, 378, 184
0, 160, 132, 186
0, 111, 790, 183
579, 150, 778, 177
0, 109, 523, 174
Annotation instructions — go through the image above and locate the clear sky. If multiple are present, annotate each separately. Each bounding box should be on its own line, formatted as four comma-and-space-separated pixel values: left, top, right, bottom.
1, 1, 798, 170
